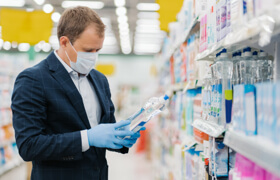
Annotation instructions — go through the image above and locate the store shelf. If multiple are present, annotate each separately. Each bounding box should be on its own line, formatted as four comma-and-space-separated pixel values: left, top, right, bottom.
0, 139, 15, 148
192, 119, 226, 138
170, 79, 203, 93
195, 7, 280, 61
166, 16, 200, 60
0, 156, 23, 176
224, 130, 280, 177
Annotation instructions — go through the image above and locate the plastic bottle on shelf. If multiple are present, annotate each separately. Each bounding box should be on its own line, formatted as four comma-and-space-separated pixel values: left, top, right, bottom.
256, 50, 270, 83
121, 95, 169, 137
252, 51, 258, 60
215, 48, 233, 125
232, 51, 241, 85
267, 54, 274, 82
239, 47, 256, 84
209, 53, 220, 122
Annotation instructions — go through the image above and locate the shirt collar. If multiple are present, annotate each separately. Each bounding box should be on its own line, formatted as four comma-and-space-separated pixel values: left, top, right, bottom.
54, 50, 73, 74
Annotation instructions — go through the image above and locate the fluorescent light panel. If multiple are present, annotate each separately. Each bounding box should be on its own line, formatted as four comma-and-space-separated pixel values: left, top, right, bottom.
136, 3, 160, 11
116, 7, 127, 16
114, 0, 125, 7
62, 1, 104, 9
137, 12, 160, 19
137, 19, 160, 26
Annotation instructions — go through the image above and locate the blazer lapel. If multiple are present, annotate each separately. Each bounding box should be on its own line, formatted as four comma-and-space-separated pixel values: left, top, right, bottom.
46, 52, 91, 129
88, 71, 109, 124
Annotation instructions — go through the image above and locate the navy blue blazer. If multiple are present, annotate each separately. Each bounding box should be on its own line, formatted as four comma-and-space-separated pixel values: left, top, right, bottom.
11, 52, 128, 180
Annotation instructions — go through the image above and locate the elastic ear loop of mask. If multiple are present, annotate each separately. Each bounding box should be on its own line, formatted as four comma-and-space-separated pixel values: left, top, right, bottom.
65, 40, 77, 63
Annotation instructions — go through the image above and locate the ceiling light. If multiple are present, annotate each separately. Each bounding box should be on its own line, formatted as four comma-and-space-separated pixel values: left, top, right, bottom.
135, 32, 166, 38
34, 44, 41, 52
118, 23, 129, 30
119, 29, 130, 36
137, 12, 160, 19
43, 4, 53, 13
136, 28, 162, 34
136, 25, 160, 32
136, 3, 160, 11
49, 35, 59, 44
11, 42, 18, 48
3, 41, 11, 50
134, 38, 163, 44
117, 16, 128, 24
116, 7, 127, 16
0, 0, 25, 7
122, 48, 131, 54
34, 0, 45, 5
62, 1, 104, 9
136, 19, 160, 26
42, 43, 51, 52
51, 12, 61, 23
114, 0, 125, 7
18, 43, 30, 52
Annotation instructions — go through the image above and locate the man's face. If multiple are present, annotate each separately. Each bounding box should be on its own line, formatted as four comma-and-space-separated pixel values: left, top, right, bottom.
63, 24, 104, 63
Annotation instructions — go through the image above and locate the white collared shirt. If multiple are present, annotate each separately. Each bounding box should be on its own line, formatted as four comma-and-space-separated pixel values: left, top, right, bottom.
54, 50, 101, 152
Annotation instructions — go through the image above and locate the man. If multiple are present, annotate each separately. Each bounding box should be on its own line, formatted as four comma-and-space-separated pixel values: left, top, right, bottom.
11, 6, 145, 180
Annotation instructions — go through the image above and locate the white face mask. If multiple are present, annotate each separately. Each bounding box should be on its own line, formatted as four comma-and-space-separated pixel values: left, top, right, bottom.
65, 41, 98, 75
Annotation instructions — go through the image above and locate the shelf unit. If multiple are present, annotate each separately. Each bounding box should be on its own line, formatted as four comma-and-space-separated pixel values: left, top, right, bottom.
224, 130, 280, 177
195, 5, 280, 61
192, 119, 226, 138
165, 16, 200, 61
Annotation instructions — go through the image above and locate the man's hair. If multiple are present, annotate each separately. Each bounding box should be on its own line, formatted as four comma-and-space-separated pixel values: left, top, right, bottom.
57, 6, 105, 43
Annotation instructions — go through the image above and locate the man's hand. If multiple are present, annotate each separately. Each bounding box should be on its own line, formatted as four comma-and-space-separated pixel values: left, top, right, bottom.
87, 120, 136, 149
119, 126, 146, 148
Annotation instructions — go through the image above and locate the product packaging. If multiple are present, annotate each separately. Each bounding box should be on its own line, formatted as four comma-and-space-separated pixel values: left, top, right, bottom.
240, 155, 255, 179
227, 0, 231, 34
216, 0, 221, 42
244, 84, 257, 136
220, 0, 228, 40
230, 0, 243, 32
214, 139, 229, 177
207, 0, 217, 48
276, 82, 280, 145
263, 83, 275, 141
256, 83, 264, 137
253, 164, 266, 180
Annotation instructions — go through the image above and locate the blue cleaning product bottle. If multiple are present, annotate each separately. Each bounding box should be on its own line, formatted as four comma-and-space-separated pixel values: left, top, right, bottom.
215, 49, 233, 125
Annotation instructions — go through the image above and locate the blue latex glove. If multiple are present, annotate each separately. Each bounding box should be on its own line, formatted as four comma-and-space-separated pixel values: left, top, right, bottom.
87, 120, 136, 149
118, 126, 146, 148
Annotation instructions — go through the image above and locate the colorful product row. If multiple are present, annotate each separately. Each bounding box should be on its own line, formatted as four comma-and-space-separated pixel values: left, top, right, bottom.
232, 82, 280, 145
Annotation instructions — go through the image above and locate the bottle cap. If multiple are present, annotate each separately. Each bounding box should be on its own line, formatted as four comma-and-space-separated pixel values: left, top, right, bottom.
217, 143, 225, 149
253, 51, 258, 56
163, 95, 169, 100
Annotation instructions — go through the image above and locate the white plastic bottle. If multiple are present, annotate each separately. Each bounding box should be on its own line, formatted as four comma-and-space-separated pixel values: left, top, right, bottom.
239, 47, 256, 84
232, 51, 241, 85
122, 95, 169, 137
256, 50, 269, 82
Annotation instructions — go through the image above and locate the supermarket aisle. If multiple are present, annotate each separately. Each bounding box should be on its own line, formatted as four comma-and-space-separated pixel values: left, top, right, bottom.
0, 149, 153, 180
0, 163, 27, 180
107, 147, 154, 180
